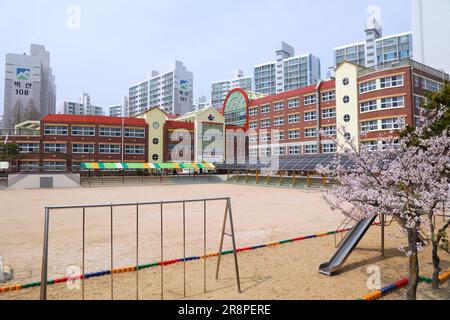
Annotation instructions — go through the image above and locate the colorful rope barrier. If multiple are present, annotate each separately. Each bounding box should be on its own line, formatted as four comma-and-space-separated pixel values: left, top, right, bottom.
0, 226, 355, 294
358, 270, 450, 300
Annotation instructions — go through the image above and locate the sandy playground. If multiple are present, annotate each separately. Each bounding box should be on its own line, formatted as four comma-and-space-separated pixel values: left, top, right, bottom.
0, 183, 449, 300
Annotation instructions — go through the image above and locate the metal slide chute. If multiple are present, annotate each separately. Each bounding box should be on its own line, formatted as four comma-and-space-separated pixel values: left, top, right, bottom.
319, 215, 377, 276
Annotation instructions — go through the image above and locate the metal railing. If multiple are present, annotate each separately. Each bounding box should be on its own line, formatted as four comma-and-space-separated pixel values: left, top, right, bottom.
358, 58, 449, 80
40, 197, 241, 300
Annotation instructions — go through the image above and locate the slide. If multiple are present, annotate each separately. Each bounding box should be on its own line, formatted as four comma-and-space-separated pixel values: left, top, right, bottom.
319, 215, 377, 276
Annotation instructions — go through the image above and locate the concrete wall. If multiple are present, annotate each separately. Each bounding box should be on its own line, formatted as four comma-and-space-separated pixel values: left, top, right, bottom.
8, 173, 81, 189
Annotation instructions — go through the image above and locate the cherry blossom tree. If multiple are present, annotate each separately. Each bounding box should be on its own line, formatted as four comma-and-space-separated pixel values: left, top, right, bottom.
317, 111, 450, 300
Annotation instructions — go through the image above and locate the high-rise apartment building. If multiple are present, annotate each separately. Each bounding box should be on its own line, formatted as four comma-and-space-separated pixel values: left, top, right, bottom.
211, 70, 252, 109
3, 44, 56, 130
58, 93, 104, 116
109, 96, 128, 117
193, 96, 211, 111
412, 0, 450, 73
128, 61, 193, 117
334, 18, 413, 68
253, 42, 321, 96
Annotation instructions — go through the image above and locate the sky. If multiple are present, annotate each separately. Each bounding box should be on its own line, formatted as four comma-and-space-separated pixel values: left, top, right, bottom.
0, 0, 411, 114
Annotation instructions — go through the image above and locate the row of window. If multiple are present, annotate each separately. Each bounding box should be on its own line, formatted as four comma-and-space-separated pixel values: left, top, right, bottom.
249, 126, 336, 142
249, 109, 336, 129
360, 96, 405, 113
360, 118, 405, 133
359, 75, 404, 94
44, 125, 145, 138
249, 143, 337, 156
249, 92, 336, 116
18, 143, 145, 155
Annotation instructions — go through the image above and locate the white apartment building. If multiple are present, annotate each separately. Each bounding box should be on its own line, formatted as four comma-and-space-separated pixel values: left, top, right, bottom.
211, 70, 252, 108
334, 17, 413, 67
109, 96, 128, 117
58, 93, 104, 116
128, 60, 193, 116
3, 44, 56, 130
412, 0, 450, 73
193, 95, 211, 111
109, 105, 122, 117
253, 42, 321, 95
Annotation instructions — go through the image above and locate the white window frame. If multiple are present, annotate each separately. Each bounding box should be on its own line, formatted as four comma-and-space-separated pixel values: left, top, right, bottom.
304, 111, 317, 122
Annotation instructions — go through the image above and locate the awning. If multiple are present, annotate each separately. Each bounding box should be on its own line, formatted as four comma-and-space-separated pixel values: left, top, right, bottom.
80, 162, 215, 170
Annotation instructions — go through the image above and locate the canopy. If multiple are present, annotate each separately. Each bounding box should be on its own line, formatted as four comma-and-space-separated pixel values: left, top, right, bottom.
80, 162, 215, 170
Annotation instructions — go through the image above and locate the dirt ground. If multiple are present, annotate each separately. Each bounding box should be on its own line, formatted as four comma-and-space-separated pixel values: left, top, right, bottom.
0, 183, 449, 300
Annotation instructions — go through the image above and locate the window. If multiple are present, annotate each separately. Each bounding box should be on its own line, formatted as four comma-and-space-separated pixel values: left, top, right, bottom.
304, 145, 318, 154
249, 135, 258, 143
360, 100, 378, 113
72, 144, 94, 154
362, 141, 378, 151
380, 96, 405, 109
260, 147, 271, 156
288, 99, 300, 108
18, 143, 39, 153
20, 161, 39, 171
321, 91, 336, 102
359, 80, 377, 93
361, 120, 378, 133
304, 94, 317, 105
249, 148, 258, 157
274, 116, 285, 126
71, 126, 95, 136
249, 121, 258, 129
99, 144, 120, 154
260, 119, 270, 129
343, 96, 350, 104
288, 130, 300, 140
422, 78, 442, 92
288, 114, 300, 124
249, 108, 258, 116
44, 125, 68, 135
322, 126, 336, 136
343, 114, 351, 123
380, 75, 404, 88
342, 78, 350, 86
381, 118, 404, 130
124, 128, 145, 138
274, 102, 285, 111
125, 145, 145, 155
100, 127, 121, 137
260, 105, 270, 114
305, 128, 318, 138
288, 145, 301, 155
43, 161, 66, 171
274, 131, 285, 141
152, 154, 159, 161
323, 143, 337, 154
260, 133, 271, 142
153, 138, 159, 145
44, 143, 66, 153
273, 147, 285, 156
322, 108, 336, 119
304, 111, 317, 121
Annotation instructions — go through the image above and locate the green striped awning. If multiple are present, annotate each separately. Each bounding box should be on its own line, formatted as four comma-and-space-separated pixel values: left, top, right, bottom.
80, 162, 215, 170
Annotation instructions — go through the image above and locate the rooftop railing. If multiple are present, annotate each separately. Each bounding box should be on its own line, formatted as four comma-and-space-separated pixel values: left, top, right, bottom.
358, 58, 450, 81
0, 129, 40, 137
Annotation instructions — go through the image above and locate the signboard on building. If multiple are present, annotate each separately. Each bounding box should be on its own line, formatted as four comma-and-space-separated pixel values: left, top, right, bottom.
0, 162, 10, 170
179, 80, 189, 103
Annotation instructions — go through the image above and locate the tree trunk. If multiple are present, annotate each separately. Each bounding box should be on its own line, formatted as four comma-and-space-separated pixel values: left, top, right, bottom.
431, 241, 441, 289
406, 228, 420, 300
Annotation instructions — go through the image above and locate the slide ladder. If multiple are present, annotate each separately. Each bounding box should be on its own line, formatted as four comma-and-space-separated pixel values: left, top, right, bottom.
319, 215, 377, 276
